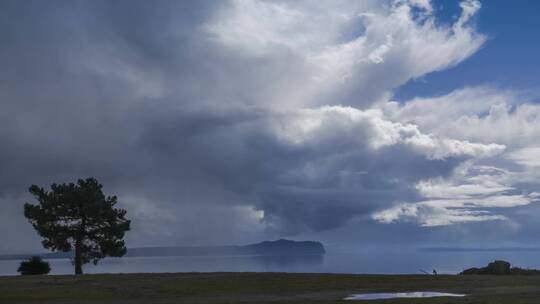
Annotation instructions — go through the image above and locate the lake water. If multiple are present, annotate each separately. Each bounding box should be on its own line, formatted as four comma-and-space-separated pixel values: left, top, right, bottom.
3, 248, 540, 276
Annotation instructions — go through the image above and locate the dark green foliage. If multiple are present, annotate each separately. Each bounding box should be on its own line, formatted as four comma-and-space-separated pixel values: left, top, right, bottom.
24, 177, 131, 275
461, 267, 481, 275
488, 260, 511, 274
17, 256, 50, 275
461, 260, 540, 275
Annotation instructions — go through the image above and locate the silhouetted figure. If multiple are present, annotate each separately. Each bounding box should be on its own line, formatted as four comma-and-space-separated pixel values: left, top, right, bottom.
433, 269, 437, 275
24, 177, 131, 275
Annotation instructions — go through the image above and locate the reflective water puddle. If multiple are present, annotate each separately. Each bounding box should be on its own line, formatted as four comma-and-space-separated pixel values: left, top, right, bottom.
345, 292, 466, 300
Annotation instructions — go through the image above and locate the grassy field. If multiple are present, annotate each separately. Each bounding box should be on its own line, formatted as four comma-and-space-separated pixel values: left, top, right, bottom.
1, 272, 540, 303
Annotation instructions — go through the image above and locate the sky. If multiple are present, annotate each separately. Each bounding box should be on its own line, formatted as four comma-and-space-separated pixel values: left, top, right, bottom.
1, 0, 540, 254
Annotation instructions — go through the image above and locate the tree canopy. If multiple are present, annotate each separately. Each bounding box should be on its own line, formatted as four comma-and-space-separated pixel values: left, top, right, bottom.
24, 177, 130, 275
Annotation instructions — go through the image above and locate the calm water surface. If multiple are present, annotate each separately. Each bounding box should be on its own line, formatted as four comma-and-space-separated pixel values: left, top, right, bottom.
2, 248, 540, 276
344, 292, 466, 300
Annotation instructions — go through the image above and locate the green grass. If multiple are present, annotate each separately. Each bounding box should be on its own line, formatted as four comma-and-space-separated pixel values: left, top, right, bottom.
1, 272, 540, 303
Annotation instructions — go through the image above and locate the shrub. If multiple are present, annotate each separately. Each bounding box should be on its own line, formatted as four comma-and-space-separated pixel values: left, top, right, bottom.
17, 256, 51, 275
460, 267, 480, 275
486, 260, 511, 274
461, 260, 540, 275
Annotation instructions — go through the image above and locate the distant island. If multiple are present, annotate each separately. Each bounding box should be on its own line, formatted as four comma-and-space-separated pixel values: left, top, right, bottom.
0, 239, 325, 261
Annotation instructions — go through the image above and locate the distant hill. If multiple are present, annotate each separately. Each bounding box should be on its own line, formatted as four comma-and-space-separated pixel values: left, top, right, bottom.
0, 239, 325, 260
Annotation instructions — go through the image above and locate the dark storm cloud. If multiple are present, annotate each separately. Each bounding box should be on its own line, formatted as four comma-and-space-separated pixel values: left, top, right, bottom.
138, 108, 462, 234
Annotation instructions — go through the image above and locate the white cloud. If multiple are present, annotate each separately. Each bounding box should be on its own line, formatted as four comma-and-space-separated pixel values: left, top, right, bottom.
373, 165, 535, 227
203, 0, 486, 108
455, 0, 482, 29
507, 147, 540, 168
373, 203, 506, 227
416, 178, 512, 199
373, 163, 528, 226
375, 85, 540, 227
383, 87, 540, 147
270, 106, 503, 161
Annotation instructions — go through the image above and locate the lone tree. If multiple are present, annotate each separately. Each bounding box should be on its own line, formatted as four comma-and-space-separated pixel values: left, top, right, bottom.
24, 177, 130, 275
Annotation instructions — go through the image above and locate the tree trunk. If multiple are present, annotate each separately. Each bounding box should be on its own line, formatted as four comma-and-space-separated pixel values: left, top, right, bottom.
74, 239, 83, 275
74, 215, 86, 275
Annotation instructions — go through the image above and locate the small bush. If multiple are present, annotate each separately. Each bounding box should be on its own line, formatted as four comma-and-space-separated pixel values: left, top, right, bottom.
461, 260, 540, 275
17, 256, 51, 275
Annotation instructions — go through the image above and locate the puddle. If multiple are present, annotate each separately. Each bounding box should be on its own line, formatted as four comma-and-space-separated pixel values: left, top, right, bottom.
344, 292, 466, 300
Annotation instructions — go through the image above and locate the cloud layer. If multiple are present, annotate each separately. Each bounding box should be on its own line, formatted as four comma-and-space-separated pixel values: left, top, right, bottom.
0, 0, 538, 253
376, 86, 540, 227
